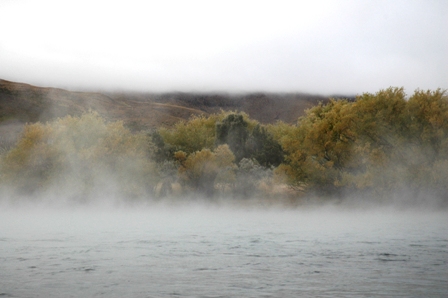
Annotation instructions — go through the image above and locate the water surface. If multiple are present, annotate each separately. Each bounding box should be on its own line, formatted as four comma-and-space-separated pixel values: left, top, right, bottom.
1, 206, 447, 297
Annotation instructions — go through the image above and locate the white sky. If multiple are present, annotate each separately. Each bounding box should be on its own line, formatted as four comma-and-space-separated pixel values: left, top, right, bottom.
0, 0, 447, 95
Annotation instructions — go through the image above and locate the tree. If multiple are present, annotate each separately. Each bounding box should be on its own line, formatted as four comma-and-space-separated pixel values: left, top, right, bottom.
158, 114, 218, 155
177, 145, 236, 197
150, 130, 175, 163
276, 87, 448, 203
215, 114, 248, 162
246, 124, 284, 167
234, 158, 272, 198
0, 112, 158, 200
278, 99, 355, 194
405, 89, 448, 160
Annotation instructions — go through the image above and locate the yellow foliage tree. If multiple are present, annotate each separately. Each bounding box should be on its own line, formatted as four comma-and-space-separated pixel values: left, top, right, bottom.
158, 114, 219, 154
0, 112, 158, 200
276, 87, 448, 201
177, 144, 236, 197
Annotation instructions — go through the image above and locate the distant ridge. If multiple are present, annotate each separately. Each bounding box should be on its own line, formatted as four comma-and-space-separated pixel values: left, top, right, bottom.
0, 79, 338, 131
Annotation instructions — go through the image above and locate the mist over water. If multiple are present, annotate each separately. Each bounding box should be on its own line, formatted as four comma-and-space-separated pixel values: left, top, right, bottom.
1, 205, 447, 297
1, 0, 447, 290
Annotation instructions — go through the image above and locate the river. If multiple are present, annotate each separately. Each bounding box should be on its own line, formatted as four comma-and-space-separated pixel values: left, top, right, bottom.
1, 204, 447, 297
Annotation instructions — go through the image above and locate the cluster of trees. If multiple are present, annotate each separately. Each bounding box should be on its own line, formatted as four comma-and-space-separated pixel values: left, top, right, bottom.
0, 112, 157, 201
0, 88, 447, 205
152, 111, 284, 198
273, 88, 448, 203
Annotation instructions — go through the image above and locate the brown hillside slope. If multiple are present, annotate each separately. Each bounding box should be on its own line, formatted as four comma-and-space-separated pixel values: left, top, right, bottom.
0, 80, 206, 130
0, 79, 338, 132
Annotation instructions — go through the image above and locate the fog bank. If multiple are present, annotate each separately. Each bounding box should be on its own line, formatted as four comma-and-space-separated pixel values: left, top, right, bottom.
0, 1, 446, 94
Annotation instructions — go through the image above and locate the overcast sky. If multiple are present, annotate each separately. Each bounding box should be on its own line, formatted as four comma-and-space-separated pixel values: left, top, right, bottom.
0, 0, 447, 95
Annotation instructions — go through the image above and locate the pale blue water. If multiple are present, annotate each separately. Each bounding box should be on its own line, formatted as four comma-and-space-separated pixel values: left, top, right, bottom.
1, 206, 447, 297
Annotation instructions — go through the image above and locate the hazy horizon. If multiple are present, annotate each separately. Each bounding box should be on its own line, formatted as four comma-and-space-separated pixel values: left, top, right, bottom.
1, 0, 447, 95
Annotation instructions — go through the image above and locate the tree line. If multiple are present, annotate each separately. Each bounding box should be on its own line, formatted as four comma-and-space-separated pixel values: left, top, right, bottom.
0, 88, 447, 206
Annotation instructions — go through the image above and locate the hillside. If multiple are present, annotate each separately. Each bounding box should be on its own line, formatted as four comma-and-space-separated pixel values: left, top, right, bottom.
0, 79, 338, 142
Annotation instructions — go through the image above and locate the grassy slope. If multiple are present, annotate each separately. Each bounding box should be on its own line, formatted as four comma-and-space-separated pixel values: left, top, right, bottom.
0, 79, 334, 133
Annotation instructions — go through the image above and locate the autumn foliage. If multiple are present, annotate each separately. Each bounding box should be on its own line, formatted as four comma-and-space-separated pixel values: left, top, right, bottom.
0, 112, 157, 201
1, 88, 447, 206
275, 88, 448, 203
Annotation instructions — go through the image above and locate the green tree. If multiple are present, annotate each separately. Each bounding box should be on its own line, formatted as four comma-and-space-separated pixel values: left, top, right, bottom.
158, 114, 219, 155
215, 114, 249, 162
246, 124, 284, 167
150, 130, 175, 163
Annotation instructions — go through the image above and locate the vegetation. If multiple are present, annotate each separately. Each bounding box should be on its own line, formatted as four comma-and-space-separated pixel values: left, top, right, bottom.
0, 79, 329, 131
0, 112, 157, 201
1, 88, 447, 207
276, 88, 448, 203
176, 145, 236, 197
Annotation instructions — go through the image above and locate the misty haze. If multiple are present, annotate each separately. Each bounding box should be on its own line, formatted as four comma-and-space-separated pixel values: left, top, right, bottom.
1, 79, 447, 297
1, 0, 448, 297
1, 81, 447, 209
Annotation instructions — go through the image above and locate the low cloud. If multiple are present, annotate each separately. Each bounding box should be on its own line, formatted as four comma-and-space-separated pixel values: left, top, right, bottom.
0, 0, 446, 94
